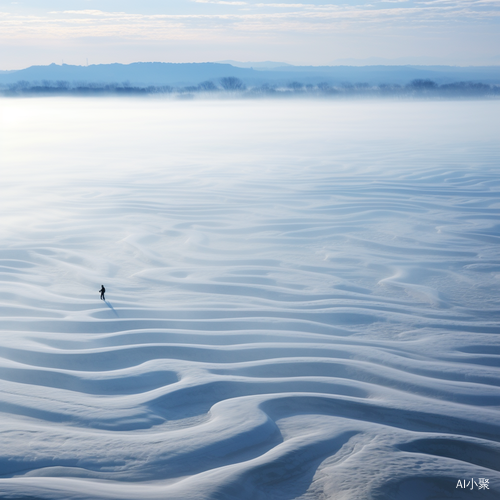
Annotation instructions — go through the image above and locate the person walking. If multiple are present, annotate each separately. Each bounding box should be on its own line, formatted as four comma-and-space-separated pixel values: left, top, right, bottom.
99, 285, 106, 301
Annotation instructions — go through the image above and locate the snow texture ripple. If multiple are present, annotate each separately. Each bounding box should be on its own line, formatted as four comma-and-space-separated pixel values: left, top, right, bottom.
0, 99, 499, 499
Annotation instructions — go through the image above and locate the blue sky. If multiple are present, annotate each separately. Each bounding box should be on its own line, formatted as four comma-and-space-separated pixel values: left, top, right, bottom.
0, 0, 499, 69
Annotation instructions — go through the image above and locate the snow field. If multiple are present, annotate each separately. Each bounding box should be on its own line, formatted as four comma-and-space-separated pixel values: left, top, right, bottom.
0, 98, 499, 499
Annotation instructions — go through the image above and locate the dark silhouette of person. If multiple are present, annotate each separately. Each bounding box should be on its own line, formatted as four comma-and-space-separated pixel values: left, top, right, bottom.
99, 285, 106, 301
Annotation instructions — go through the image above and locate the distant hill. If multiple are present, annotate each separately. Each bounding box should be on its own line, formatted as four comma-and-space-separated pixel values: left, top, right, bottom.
259, 65, 500, 85
331, 56, 500, 66
0, 62, 257, 87
1, 62, 500, 87
216, 61, 292, 69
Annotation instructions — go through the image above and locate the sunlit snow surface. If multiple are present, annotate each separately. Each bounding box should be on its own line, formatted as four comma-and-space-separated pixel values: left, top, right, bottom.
0, 98, 499, 499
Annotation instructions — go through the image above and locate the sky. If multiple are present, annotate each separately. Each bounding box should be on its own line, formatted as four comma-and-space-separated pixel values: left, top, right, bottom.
0, 0, 499, 69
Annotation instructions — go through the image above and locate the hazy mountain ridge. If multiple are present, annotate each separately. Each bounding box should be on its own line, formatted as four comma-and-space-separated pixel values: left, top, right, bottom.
0, 62, 254, 87
216, 61, 293, 69
1, 62, 500, 88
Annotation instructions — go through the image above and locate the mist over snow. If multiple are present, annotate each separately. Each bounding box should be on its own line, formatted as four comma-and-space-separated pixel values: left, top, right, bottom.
0, 98, 499, 499
2, 62, 500, 98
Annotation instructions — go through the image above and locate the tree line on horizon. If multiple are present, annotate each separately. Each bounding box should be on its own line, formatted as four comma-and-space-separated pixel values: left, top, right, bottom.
2, 76, 499, 98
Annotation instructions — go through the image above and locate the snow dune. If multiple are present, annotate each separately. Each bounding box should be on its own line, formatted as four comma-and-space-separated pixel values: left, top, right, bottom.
0, 98, 499, 499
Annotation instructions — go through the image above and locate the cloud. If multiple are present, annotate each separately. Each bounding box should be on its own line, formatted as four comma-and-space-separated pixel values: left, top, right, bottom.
56, 10, 107, 16
2, 0, 499, 43
194, 1, 248, 4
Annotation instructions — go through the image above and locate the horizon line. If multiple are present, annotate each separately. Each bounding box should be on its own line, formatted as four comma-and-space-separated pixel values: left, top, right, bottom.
3, 61, 500, 72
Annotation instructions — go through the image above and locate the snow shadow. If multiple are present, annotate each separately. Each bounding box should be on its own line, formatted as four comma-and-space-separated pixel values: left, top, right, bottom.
105, 300, 118, 317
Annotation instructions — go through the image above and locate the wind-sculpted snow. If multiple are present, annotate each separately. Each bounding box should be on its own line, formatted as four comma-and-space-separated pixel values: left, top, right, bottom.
0, 99, 499, 499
